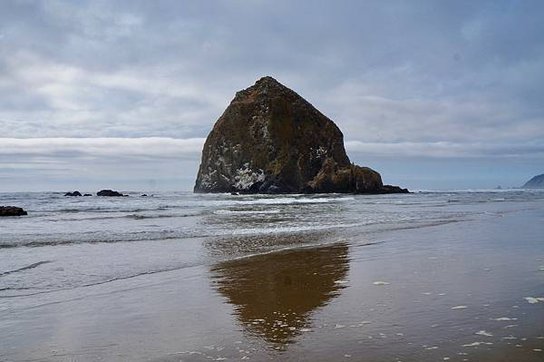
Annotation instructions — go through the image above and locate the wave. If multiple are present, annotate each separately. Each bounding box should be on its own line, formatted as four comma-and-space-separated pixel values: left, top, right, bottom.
231, 196, 355, 205
0, 261, 51, 276
213, 209, 281, 215
0, 220, 361, 249
0, 232, 195, 249
0, 261, 202, 298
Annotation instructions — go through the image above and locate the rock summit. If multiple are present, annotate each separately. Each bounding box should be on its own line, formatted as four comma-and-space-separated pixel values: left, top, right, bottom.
194, 76, 407, 194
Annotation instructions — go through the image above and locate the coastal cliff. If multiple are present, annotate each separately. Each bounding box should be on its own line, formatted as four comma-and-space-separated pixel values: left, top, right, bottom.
194, 76, 407, 194
522, 174, 544, 189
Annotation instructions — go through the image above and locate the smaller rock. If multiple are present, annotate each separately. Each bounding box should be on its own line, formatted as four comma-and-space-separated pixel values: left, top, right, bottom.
380, 185, 409, 194
141, 194, 148, 197
97, 189, 124, 197
0, 206, 27, 216
83, 194, 92, 197
64, 191, 82, 197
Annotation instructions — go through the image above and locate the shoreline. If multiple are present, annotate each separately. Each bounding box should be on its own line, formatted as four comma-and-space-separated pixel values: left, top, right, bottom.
1, 201, 543, 361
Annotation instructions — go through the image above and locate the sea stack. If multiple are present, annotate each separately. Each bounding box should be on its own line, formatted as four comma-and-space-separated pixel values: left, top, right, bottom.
194, 76, 407, 194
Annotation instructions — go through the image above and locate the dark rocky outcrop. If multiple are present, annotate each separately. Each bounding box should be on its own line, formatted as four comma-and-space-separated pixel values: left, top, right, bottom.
194, 76, 407, 194
522, 174, 544, 189
0, 206, 27, 216
83, 193, 92, 197
64, 191, 82, 197
97, 189, 125, 197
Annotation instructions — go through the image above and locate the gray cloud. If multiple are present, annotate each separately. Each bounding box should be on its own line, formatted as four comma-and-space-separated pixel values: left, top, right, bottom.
0, 0, 543, 190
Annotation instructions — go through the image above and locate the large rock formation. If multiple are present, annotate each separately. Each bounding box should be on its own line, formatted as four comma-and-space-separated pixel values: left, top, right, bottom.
522, 174, 544, 189
194, 76, 407, 194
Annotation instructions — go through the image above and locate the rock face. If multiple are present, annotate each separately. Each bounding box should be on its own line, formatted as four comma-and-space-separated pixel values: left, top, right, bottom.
194, 76, 407, 194
522, 174, 544, 189
97, 189, 125, 197
0, 206, 27, 216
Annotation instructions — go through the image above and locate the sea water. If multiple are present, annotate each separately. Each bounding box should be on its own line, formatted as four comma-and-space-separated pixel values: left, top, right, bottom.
0, 190, 531, 296
1, 190, 543, 360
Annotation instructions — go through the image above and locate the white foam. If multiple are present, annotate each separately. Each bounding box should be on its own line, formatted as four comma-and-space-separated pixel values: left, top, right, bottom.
229, 222, 361, 236
451, 305, 468, 310
524, 296, 544, 304
492, 317, 517, 321
475, 330, 493, 337
233, 196, 355, 206
213, 209, 280, 215
373, 281, 390, 286
462, 341, 493, 347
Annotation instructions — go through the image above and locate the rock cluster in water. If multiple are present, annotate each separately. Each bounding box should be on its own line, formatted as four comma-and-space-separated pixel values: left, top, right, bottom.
65, 191, 83, 197
64, 190, 126, 196
0, 206, 27, 216
194, 76, 407, 194
522, 173, 544, 189
97, 189, 125, 197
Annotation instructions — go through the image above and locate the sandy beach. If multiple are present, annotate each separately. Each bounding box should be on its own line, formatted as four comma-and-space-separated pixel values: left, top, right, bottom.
1, 193, 543, 361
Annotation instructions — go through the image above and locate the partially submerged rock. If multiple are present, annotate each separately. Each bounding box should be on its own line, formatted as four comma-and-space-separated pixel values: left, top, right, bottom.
64, 191, 82, 197
0, 206, 27, 216
194, 76, 407, 194
97, 189, 125, 197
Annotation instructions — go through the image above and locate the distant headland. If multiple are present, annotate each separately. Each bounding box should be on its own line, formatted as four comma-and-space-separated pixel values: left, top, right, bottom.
194, 76, 408, 194
522, 174, 544, 189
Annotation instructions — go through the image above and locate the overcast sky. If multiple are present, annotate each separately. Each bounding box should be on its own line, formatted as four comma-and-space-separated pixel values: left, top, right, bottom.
1, 0, 543, 191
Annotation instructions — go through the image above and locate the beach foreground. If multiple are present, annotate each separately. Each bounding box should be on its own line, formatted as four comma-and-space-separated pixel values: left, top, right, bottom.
1, 191, 543, 361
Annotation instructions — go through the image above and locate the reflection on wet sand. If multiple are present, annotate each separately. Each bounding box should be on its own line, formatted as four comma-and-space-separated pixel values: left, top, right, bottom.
210, 242, 349, 346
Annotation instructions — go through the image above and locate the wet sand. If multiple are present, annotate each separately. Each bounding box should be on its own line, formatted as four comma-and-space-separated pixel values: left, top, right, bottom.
1, 206, 544, 361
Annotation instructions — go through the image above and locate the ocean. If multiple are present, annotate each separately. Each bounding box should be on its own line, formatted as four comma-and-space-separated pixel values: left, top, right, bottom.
1, 190, 543, 361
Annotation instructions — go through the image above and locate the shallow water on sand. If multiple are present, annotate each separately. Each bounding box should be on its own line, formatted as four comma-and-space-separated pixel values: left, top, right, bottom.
1, 190, 543, 360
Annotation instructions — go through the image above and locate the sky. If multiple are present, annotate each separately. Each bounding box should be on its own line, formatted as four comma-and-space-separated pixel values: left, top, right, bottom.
1, 0, 543, 192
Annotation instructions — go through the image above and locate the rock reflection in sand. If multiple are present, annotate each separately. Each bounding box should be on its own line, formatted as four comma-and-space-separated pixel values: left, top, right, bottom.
210, 242, 349, 346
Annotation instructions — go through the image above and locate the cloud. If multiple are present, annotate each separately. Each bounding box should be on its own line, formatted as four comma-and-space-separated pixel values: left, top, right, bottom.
0, 137, 205, 191
0, 137, 205, 159
325, 86, 544, 144
0, 1, 543, 189
1, 137, 541, 164
345, 141, 544, 158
